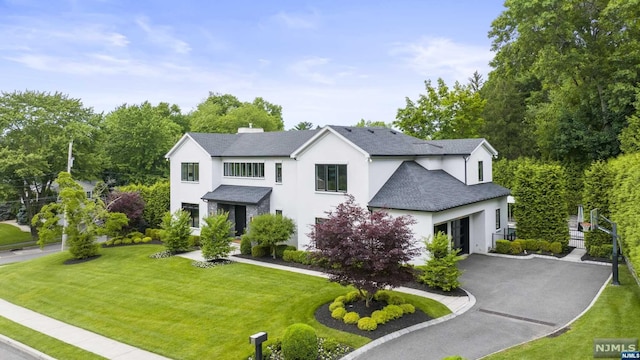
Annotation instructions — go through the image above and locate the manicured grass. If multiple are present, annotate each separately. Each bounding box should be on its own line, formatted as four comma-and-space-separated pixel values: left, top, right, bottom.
487, 266, 640, 359
0, 316, 105, 360
0, 223, 32, 247
0, 245, 450, 359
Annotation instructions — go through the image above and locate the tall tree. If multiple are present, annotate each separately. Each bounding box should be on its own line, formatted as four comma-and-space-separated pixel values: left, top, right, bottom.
103, 102, 182, 185
309, 196, 419, 307
32, 172, 127, 259
354, 119, 391, 128
291, 121, 314, 130
395, 78, 485, 140
489, 0, 640, 163
0, 90, 104, 234
190, 93, 284, 133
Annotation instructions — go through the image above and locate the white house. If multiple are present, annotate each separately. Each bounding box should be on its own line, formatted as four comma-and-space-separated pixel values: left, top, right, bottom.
165, 126, 510, 262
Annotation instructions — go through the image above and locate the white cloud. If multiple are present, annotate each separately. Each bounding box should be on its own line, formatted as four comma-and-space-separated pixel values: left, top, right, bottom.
289, 57, 334, 84
135, 16, 191, 54
391, 37, 492, 83
270, 10, 318, 29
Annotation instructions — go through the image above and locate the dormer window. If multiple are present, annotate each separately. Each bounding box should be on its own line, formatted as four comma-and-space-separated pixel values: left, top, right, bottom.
478, 161, 484, 182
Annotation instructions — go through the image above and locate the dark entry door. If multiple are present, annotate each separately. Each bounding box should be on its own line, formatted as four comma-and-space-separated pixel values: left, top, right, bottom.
234, 205, 246, 236
451, 217, 470, 254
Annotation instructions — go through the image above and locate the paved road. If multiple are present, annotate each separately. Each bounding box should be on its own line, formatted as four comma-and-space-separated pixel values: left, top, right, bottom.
0, 243, 61, 266
354, 254, 611, 360
0, 341, 39, 360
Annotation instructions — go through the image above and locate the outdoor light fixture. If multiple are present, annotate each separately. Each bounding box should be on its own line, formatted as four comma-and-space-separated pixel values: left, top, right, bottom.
249, 331, 268, 360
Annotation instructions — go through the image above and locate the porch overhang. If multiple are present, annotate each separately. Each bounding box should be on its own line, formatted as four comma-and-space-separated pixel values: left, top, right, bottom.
201, 185, 272, 205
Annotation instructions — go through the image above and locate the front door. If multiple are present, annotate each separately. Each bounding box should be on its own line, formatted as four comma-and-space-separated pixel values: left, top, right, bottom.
234, 205, 246, 236
451, 217, 470, 254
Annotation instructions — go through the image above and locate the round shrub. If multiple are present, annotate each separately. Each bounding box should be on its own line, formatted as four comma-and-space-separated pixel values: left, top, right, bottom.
240, 235, 252, 255
281, 323, 318, 360
343, 311, 360, 324
104, 239, 114, 246
539, 240, 551, 252
122, 238, 133, 245
373, 290, 390, 302
495, 240, 511, 254
509, 241, 522, 254
113, 239, 122, 245
549, 241, 562, 254
334, 295, 347, 303
329, 301, 344, 312
142, 236, 152, 243
387, 294, 405, 305
384, 305, 404, 320
127, 231, 144, 239
331, 307, 347, 320
321, 338, 340, 353
371, 310, 390, 324
345, 290, 361, 303
399, 303, 416, 314
357, 317, 378, 331
133, 237, 142, 244
251, 245, 269, 258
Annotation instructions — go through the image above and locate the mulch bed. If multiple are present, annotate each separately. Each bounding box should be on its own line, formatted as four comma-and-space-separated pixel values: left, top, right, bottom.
580, 253, 625, 264
63, 255, 101, 265
315, 299, 432, 339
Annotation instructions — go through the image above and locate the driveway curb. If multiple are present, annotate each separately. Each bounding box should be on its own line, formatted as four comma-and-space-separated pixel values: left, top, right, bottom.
0, 333, 56, 360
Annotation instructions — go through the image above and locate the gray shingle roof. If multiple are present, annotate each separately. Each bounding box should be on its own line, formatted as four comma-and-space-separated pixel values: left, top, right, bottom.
328, 126, 487, 156
369, 161, 511, 212
202, 185, 272, 205
188, 130, 320, 157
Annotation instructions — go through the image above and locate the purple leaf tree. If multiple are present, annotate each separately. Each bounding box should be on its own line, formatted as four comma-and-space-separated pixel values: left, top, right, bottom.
309, 195, 420, 307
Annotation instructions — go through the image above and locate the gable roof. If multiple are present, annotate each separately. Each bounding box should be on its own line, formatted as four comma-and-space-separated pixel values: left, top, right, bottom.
369, 161, 510, 212
167, 126, 494, 159
202, 185, 272, 205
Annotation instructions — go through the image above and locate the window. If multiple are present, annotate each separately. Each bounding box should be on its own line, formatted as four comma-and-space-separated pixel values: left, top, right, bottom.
478, 161, 484, 182
315, 164, 347, 192
315, 217, 328, 224
181, 163, 199, 182
496, 209, 501, 230
275, 163, 282, 183
223, 162, 265, 178
275, 209, 283, 216
182, 203, 199, 228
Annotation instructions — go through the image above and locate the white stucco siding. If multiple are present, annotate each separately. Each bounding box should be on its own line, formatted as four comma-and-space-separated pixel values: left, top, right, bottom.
467, 145, 494, 185
384, 209, 434, 265
440, 156, 467, 184
416, 157, 443, 171
295, 131, 370, 249
168, 137, 214, 235
368, 158, 403, 199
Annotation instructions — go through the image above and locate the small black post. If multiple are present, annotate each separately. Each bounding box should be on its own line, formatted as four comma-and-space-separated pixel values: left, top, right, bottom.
612, 223, 620, 286
249, 332, 268, 360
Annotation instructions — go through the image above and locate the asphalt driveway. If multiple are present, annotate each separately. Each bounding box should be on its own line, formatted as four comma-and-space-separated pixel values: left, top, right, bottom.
352, 254, 612, 360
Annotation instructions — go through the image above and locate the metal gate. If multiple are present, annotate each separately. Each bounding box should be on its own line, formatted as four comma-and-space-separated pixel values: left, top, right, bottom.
569, 230, 585, 249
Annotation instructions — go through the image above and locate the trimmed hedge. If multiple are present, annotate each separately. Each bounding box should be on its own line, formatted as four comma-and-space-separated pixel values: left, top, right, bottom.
510, 241, 523, 255
496, 240, 511, 254
251, 245, 269, 258
240, 235, 252, 255
549, 241, 562, 254
281, 324, 317, 360
590, 244, 614, 259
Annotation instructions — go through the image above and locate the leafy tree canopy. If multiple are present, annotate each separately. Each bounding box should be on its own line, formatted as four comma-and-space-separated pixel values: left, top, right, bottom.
0, 90, 104, 232
354, 119, 391, 128
309, 195, 419, 307
103, 101, 182, 185
244, 213, 295, 259
291, 121, 314, 130
394, 77, 485, 140
190, 92, 284, 133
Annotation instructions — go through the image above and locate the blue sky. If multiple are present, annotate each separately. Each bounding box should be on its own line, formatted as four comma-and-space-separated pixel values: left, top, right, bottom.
0, 0, 506, 129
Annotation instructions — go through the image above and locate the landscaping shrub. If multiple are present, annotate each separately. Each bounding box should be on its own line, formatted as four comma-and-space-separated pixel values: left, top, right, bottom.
331, 307, 347, 320
251, 245, 269, 258
510, 241, 523, 255
281, 323, 318, 360
420, 232, 463, 291
133, 237, 142, 244
371, 310, 390, 324
161, 210, 192, 254
145, 228, 162, 241
113, 239, 122, 245
200, 213, 233, 261
104, 239, 114, 246
383, 305, 404, 320
550, 241, 562, 254
589, 244, 614, 259
495, 240, 511, 254
240, 235, 252, 255
539, 240, 551, 252
524, 239, 540, 251
142, 236, 152, 243
122, 238, 133, 245
400, 303, 416, 314
373, 290, 391, 302
188, 235, 201, 248
334, 295, 346, 303
585, 231, 612, 256
387, 294, 405, 305
243, 213, 295, 259
343, 312, 360, 324
329, 301, 344, 312
357, 317, 378, 331
345, 290, 362, 303
274, 244, 295, 258
283, 249, 314, 265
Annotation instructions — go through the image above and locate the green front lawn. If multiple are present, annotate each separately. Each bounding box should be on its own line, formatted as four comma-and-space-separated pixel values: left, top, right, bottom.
0, 245, 450, 359
0, 223, 32, 247
487, 266, 640, 359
